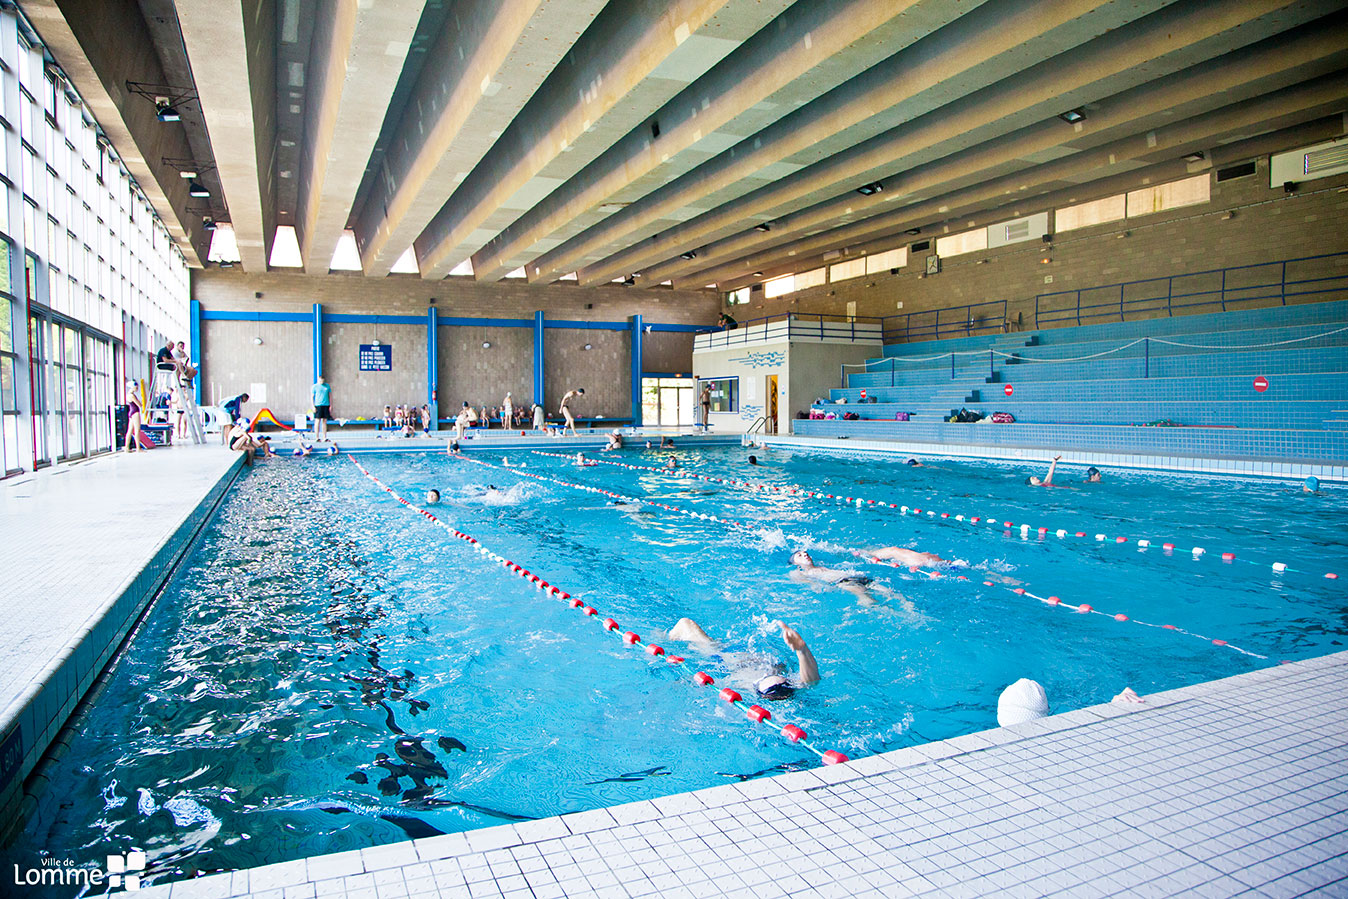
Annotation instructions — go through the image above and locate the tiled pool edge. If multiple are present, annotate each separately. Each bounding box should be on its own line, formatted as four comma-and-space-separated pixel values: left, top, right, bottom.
759, 434, 1347, 483
0, 454, 245, 838
130, 651, 1348, 898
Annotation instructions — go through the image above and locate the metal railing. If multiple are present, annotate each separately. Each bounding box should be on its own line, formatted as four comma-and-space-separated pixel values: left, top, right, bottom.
695, 312, 884, 349
1035, 251, 1348, 329
881, 299, 1008, 343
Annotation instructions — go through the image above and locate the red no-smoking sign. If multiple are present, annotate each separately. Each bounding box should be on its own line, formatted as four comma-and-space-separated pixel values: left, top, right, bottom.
1253, 376, 1269, 393
1003, 384, 1014, 396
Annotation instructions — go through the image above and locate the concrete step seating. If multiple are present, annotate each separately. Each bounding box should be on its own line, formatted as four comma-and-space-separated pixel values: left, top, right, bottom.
811, 300, 1348, 439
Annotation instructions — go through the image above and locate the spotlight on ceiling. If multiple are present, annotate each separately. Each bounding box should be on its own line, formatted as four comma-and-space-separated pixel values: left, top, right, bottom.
1058, 109, 1086, 124
755, 223, 772, 232
178, 169, 198, 179
680, 251, 697, 260
622, 275, 635, 286
188, 181, 209, 198
202, 217, 216, 231
904, 227, 921, 235
855, 182, 883, 196
155, 99, 181, 122
1182, 151, 1205, 163
752, 271, 764, 277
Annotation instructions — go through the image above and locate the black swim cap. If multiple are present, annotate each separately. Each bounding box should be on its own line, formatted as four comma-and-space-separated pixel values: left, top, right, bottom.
755, 675, 796, 701
906, 458, 919, 466
1087, 466, 1100, 475
748, 455, 758, 464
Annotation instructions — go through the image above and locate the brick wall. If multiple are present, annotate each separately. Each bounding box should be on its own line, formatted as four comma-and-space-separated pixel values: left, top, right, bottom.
193, 271, 718, 420
198, 319, 309, 411
739, 162, 1348, 336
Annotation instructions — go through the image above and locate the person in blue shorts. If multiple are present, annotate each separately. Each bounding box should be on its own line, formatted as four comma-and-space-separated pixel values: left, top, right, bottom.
311, 377, 332, 442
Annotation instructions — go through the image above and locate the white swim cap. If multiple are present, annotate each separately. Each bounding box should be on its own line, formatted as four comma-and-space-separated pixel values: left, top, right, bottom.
997, 678, 1049, 726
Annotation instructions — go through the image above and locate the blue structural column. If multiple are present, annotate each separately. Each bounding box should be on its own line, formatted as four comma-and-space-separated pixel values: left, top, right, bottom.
189, 299, 202, 404
629, 314, 643, 427
427, 306, 439, 430
312, 303, 323, 384
533, 310, 545, 408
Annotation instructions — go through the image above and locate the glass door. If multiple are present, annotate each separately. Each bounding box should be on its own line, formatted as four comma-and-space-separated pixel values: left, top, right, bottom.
27, 314, 47, 465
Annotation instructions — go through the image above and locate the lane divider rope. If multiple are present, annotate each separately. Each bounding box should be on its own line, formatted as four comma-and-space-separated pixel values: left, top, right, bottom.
464, 454, 1268, 660
348, 455, 848, 765
534, 451, 1338, 582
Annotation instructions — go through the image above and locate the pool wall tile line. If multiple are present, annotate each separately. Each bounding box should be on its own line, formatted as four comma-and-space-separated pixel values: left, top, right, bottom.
0, 448, 244, 837
129, 651, 1348, 898
760, 434, 1347, 484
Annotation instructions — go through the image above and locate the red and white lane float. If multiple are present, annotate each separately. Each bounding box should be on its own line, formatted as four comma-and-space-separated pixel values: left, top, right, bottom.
507, 453, 1268, 661
348, 455, 849, 766
533, 451, 1338, 582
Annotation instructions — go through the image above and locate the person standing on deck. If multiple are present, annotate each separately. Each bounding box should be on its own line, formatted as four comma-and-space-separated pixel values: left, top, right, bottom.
311, 377, 332, 442
559, 388, 584, 436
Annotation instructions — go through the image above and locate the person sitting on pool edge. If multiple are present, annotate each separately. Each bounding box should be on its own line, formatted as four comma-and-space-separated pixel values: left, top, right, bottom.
669, 619, 819, 699
603, 430, 623, 452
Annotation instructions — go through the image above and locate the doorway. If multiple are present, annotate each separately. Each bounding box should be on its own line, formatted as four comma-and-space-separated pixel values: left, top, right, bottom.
640, 376, 694, 427
765, 374, 779, 434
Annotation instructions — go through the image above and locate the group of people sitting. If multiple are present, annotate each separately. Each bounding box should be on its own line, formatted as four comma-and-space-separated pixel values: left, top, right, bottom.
383, 403, 434, 437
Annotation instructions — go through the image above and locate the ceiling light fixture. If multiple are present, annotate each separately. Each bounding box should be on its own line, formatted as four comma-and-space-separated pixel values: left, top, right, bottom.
855, 182, 883, 196
904, 227, 921, 235
1182, 151, 1205, 163
188, 181, 209, 198
155, 99, 181, 122
622, 275, 635, 286
755, 223, 772, 232
752, 271, 764, 277
202, 217, 216, 231
1058, 109, 1086, 124
681, 251, 697, 260
128, 82, 197, 123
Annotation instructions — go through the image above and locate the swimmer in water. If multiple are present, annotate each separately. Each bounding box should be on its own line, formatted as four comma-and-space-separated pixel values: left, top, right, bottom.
603, 430, 623, 452
858, 546, 951, 569
1304, 476, 1320, 494
669, 619, 819, 699
425, 489, 440, 504
1027, 455, 1063, 487
664, 457, 677, 471
1084, 466, 1102, 483
575, 452, 596, 466
748, 455, 758, 465
906, 458, 922, 467
789, 549, 876, 604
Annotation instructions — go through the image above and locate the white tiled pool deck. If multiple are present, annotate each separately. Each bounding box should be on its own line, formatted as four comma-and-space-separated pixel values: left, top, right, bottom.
0, 445, 241, 822
131, 651, 1348, 899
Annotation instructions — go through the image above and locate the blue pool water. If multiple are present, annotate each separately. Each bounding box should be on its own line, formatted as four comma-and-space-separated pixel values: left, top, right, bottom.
14, 446, 1348, 889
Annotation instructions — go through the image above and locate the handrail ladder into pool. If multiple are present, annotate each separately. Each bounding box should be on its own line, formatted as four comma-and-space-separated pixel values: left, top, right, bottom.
457, 452, 1269, 661
346, 456, 850, 767
531, 451, 1341, 582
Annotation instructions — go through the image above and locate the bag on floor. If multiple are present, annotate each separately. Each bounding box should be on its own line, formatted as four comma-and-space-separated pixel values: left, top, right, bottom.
990, 411, 1016, 423
894, 411, 910, 421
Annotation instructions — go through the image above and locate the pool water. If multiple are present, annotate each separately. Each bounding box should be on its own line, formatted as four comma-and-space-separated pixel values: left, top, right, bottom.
13, 446, 1347, 889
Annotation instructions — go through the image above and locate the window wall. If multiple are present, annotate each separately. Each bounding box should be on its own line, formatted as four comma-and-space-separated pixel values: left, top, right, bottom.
0, 9, 188, 472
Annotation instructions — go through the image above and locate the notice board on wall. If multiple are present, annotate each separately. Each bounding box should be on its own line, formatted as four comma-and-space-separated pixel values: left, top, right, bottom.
359, 344, 392, 371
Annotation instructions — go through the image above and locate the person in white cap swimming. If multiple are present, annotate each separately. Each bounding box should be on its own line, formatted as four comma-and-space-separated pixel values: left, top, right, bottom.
997, 678, 1049, 726
790, 549, 875, 604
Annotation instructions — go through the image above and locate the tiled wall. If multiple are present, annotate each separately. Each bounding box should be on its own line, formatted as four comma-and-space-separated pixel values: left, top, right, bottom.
543, 328, 631, 420
199, 320, 311, 411
438, 325, 533, 413
326, 322, 428, 420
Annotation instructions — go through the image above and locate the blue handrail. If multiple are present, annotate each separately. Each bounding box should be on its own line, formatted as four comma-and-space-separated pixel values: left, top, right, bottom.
880, 299, 1008, 343
1035, 251, 1348, 329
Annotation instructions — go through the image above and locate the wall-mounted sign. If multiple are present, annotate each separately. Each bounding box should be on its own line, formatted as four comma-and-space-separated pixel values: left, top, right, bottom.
1253, 376, 1269, 393
1003, 383, 1014, 396
359, 344, 392, 371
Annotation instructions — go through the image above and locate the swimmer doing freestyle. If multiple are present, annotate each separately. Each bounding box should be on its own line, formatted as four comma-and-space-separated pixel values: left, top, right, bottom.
669, 619, 818, 699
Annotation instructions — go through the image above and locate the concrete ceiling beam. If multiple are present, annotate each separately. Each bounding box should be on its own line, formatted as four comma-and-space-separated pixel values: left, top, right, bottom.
682, 72, 1348, 288
296, 0, 424, 274
467, 0, 964, 283
408, 0, 766, 281
535, 0, 1150, 288
21, 0, 205, 264
177, 0, 277, 272
352, 0, 608, 278
614, 0, 1341, 288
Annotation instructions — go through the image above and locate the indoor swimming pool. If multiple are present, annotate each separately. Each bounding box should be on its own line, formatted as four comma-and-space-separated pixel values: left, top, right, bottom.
14, 446, 1347, 890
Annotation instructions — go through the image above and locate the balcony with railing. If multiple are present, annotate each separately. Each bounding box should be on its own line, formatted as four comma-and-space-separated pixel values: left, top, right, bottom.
693, 312, 884, 351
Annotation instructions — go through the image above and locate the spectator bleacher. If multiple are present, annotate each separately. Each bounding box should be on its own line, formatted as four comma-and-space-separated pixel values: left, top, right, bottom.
798, 298, 1348, 467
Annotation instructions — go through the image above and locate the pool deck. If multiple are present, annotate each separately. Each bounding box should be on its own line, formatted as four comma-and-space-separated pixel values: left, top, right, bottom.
3, 441, 1346, 897
127, 651, 1348, 899
0, 444, 241, 830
